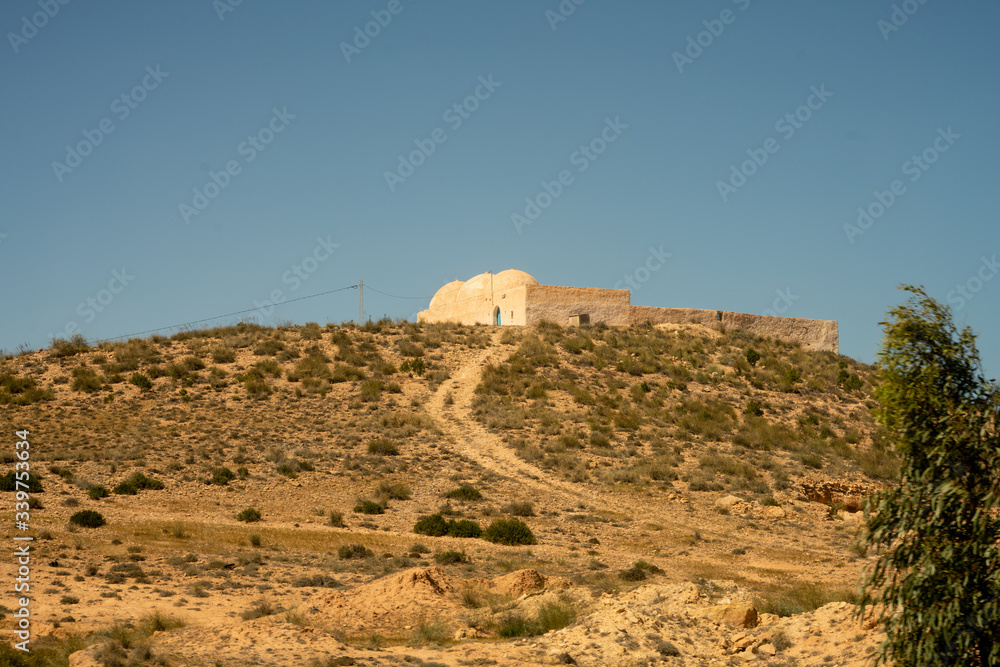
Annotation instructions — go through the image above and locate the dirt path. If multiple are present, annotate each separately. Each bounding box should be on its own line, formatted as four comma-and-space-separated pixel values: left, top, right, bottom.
425, 333, 598, 505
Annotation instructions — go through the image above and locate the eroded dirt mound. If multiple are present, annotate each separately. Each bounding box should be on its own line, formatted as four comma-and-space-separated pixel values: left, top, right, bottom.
798, 477, 882, 512
486, 567, 548, 598
305, 565, 462, 637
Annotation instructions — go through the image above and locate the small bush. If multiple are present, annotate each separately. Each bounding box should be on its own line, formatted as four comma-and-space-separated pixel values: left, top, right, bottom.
745, 349, 760, 367
129, 373, 153, 392
444, 485, 482, 501
744, 400, 764, 417
209, 467, 235, 486
447, 519, 482, 538
413, 513, 449, 537
71, 367, 103, 393
434, 550, 466, 565
241, 599, 277, 621
328, 511, 345, 528
113, 472, 164, 495
367, 438, 399, 456
755, 581, 858, 617
0, 472, 42, 493
69, 510, 106, 528
51, 334, 90, 357
354, 500, 385, 515
87, 485, 110, 500
338, 544, 373, 560
236, 507, 262, 523
502, 501, 535, 517
483, 518, 536, 546
376, 481, 411, 500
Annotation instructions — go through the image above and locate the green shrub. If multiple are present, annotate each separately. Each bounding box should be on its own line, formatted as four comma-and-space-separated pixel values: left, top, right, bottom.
745, 349, 760, 367
87, 485, 110, 500
444, 485, 482, 501
483, 518, 536, 546
0, 372, 54, 406
755, 581, 858, 617
434, 551, 466, 565
328, 511, 345, 527
400, 358, 426, 376
744, 400, 764, 417
51, 334, 90, 357
69, 510, 106, 528
209, 467, 235, 486
71, 367, 103, 393
502, 501, 535, 517
128, 373, 153, 391
236, 507, 262, 523
113, 472, 164, 495
338, 544, 373, 560
359, 379, 383, 402
413, 513, 449, 537
447, 519, 482, 538
376, 481, 411, 500
354, 500, 385, 515
367, 438, 399, 456
211, 345, 237, 363
254, 340, 285, 356
0, 472, 42, 492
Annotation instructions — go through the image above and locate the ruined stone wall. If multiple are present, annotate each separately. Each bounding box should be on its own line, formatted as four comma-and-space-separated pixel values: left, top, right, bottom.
524, 285, 631, 326
629, 306, 839, 354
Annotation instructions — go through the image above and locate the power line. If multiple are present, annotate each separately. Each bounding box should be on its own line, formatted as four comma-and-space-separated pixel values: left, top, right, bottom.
362, 284, 436, 300
89, 284, 358, 344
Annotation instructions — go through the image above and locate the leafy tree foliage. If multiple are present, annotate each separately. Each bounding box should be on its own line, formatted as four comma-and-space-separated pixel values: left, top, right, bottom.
860, 286, 1000, 666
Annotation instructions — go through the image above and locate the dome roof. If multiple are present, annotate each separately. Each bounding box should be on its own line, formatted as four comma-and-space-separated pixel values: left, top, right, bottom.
429, 280, 465, 309
493, 269, 538, 292
456, 272, 493, 303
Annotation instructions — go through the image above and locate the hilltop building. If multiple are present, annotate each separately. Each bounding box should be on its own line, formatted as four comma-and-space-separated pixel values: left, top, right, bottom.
417, 269, 839, 353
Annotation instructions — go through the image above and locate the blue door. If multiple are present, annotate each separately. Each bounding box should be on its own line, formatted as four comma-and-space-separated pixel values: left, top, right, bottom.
494, 307, 501, 325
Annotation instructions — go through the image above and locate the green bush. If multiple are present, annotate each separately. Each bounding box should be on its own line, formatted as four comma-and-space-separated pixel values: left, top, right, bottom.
367, 438, 399, 456
413, 513, 449, 537
71, 367, 103, 393
502, 501, 535, 517
376, 481, 411, 500
338, 544, 373, 560
0, 472, 42, 493
400, 358, 426, 376
434, 551, 466, 565
444, 485, 482, 501
51, 334, 90, 358
353, 500, 385, 515
0, 372, 53, 406
128, 373, 153, 391
113, 472, 164, 495
483, 518, 536, 546
209, 467, 235, 486
447, 519, 482, 538
744, 400, 764, 417
87, 485, 110, 500
69, 510, 106, 528
236, 507, 262, 523
745, 348, 760, 367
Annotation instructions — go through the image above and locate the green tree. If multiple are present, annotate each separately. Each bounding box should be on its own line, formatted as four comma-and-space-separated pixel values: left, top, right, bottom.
859, 285, 999, 666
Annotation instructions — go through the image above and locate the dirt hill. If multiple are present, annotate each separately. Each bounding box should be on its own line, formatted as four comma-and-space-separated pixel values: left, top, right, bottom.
0, 319, 895, 665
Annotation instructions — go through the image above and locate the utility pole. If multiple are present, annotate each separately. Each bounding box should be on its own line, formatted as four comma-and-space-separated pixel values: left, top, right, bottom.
359, 280, 364, 323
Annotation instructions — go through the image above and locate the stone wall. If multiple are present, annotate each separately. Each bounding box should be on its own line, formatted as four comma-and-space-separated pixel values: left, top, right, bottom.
524, 285, 631, 326
629, 306, 839, 354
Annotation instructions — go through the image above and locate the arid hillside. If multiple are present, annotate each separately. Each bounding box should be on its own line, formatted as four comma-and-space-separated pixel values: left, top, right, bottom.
0, 319, 895, 666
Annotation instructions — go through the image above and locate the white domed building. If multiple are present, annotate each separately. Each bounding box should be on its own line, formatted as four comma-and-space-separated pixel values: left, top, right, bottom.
417, 269, 840, 353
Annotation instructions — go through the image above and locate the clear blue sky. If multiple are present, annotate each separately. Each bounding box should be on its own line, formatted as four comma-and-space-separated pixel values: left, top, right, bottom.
2, 1, 998, 374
